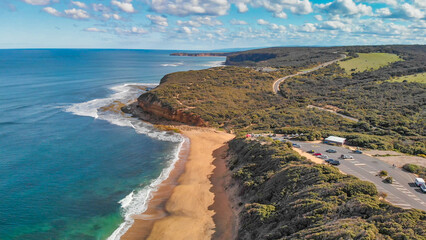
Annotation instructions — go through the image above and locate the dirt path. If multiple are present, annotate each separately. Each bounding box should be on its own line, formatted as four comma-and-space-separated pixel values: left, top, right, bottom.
307, 105, 359, 122
272, 54, 346, 94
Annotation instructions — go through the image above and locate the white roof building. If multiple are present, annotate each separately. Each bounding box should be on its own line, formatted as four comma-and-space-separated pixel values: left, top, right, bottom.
324, 136, 346, 145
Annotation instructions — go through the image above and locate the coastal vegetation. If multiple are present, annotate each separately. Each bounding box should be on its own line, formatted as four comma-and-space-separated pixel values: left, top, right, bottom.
130, 45, 426, 239
139, 45, 425, 156
403, 163, 426, 179
228, 138, 426, 239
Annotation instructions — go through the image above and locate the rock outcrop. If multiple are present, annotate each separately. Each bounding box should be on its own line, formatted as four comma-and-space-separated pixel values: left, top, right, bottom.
136, 92, 207, 127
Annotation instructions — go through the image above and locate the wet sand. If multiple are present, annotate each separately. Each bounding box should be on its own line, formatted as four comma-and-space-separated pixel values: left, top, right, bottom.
123, 127, 235, 240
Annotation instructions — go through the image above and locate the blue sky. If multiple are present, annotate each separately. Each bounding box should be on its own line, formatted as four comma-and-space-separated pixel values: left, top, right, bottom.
1, 0, 425, 49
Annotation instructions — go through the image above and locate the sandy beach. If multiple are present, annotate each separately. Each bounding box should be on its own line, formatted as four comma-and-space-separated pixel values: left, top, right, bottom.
123, 127, 235, 240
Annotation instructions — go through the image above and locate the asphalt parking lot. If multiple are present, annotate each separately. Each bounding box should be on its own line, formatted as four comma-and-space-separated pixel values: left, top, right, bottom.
289, 140, 426, 211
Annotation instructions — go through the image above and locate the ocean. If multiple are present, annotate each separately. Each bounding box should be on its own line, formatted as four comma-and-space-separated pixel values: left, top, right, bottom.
0, 49, 225, 240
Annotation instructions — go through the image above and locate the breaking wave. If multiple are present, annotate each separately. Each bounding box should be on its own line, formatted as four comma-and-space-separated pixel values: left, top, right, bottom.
64, 82, 185, 239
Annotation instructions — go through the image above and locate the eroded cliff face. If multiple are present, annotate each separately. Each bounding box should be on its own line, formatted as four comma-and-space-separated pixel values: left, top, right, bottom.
137, 92, 207, 127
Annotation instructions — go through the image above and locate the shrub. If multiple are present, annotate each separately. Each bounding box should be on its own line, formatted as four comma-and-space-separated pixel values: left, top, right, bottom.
384, 176, 393, 183
403, 163, 426, 179
379, 170, 388, 177
378, 192, 388, 199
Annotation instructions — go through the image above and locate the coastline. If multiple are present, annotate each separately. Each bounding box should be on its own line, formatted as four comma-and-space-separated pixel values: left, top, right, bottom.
122, 126, 235, 240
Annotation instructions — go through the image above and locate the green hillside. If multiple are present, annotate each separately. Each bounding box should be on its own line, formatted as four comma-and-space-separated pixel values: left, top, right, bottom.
338, 53, 402, 73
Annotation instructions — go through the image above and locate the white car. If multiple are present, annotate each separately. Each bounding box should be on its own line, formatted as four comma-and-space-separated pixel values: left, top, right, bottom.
340, 154, 354, 159
420, 184, 426, 193
415, 178, 425, 187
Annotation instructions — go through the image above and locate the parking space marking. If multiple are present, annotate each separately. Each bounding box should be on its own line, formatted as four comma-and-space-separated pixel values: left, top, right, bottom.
354, 163, 366, 166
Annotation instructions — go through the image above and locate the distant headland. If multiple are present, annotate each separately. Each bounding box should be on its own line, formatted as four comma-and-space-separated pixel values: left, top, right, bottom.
170, 52, 233, 57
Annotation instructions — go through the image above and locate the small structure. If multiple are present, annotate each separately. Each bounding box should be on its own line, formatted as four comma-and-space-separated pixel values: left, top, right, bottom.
324, 136, 346, 146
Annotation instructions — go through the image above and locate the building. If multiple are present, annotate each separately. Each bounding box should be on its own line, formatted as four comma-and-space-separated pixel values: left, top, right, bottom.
324, 136, 346, 146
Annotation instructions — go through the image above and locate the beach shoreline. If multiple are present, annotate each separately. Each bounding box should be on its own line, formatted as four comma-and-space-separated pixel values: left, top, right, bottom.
122, 126, 235, 240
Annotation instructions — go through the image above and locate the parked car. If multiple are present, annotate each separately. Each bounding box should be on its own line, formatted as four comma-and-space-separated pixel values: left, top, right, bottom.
319, 155, 329, 159
326, 149, 337, 153
329, 160, 340, 166
325, 159, 334, 163
340, 154, 354, 159
415, 178, 425, 187
313, 153, 322, 156
353, 149, 363, 154
292, 143, 301, 148
420, 184, 426, 193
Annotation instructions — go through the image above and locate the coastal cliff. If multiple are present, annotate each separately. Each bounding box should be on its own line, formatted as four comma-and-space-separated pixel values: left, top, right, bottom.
136, 92, 207, 127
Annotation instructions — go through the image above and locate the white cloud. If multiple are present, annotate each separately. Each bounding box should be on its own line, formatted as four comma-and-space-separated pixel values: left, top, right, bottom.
274, 12, 288, 19
270, 23, 286, 32
103, 13, 122, 20
43, 7, 62, 16
84, 27, 107, 32
71, 1, 87, 9
149, 0, 230, 16
376, 7, 392, 17
146, 15, 168, 26
230, 19, 248, 25
257, 19, 269, 25
235, 2, 249, 12
177, 16, 222, 27
64, 8, 90, 19
356, 0, 397, 7
381, 3, 425, 19
413, 0, 426, 9
23, 0, 50, 5
193, 16, 222, 26
398, 3, 424, 18
314, 15, 323, 21
178, 26, 199, 34
316, 0, 372, 16
92, 3, 109, 12
320, 20, 347, 30
301, 23, 316, 32
111, 0, 135, 13
115, 27, 148, 34
245, 0, 312, 18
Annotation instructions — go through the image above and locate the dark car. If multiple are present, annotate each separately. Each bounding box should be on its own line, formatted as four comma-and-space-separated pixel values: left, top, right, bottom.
292, 143, 301, 148
353, 150, 363, 154
307, 150, 315, 153
329, 160, 340, 166
325, 159, 334, 163
326, 149, 337, 153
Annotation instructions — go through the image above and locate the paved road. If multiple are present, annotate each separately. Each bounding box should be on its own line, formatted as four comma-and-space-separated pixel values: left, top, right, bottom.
272, 54, 347, 94
289, 140, 426, 211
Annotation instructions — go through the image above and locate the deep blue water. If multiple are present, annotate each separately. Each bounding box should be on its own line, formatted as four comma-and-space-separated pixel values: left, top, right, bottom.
0, 49, 225, 240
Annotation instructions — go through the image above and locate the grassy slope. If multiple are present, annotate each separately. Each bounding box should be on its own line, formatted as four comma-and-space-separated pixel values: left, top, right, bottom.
389, 72, 426, 83
338, 53, 402, 73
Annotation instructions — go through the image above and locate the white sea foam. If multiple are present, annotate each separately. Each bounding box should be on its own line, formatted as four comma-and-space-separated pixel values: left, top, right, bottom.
107, 137, 187, 240
161, 62, 184, 67
201, 60, 225, 67
64, 82, 187, 239
65, 83, 182, 143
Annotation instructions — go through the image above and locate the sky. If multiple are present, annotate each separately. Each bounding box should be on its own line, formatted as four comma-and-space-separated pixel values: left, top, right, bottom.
0, 0, 425, 49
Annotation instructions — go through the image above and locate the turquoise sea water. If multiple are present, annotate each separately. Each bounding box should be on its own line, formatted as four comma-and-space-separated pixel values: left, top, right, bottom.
0, 49, 225, 239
